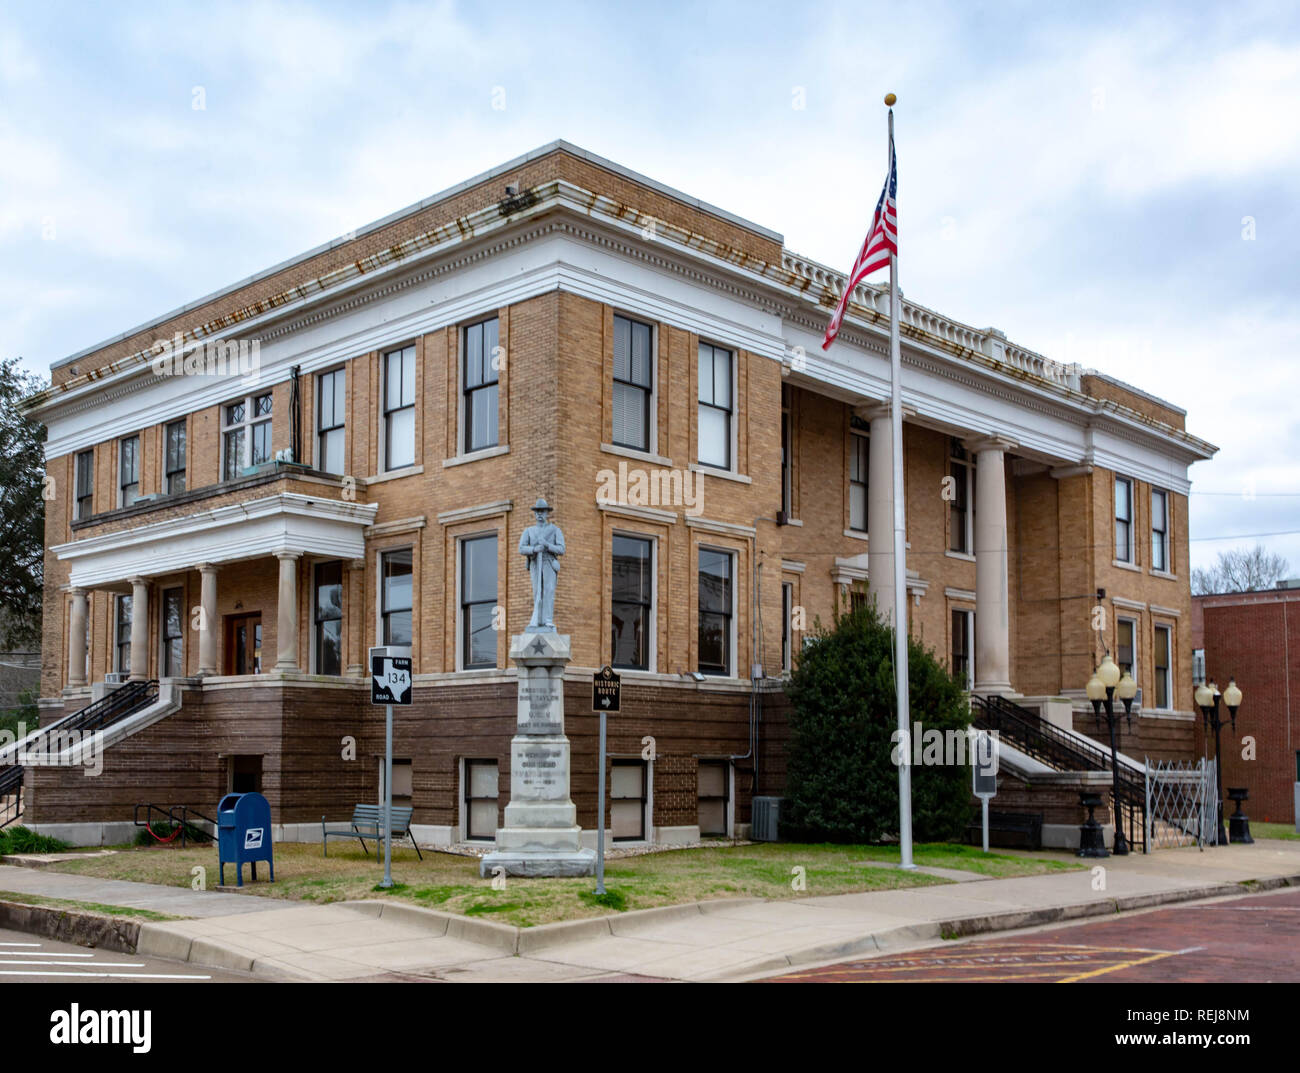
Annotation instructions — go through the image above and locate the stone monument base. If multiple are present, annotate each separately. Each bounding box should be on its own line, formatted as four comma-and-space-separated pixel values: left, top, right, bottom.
479, 846, 596, 878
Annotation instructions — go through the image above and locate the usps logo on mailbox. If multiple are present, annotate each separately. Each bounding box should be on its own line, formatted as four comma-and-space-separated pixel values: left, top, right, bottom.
371, 655, 413, 706
244, 827, 264, 850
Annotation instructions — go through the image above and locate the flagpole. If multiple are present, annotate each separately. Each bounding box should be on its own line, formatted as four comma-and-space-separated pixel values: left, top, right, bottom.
886, 94, 916, 870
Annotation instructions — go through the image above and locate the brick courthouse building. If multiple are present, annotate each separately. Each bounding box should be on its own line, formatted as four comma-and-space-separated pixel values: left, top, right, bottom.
19, 141, 1216, 846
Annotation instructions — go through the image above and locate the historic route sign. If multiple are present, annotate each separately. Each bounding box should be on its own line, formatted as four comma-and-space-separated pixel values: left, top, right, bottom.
370, 649, 412, 706
592, 665, 621, 713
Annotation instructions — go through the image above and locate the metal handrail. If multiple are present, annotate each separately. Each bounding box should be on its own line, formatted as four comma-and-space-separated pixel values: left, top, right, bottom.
0, 765, 22, 829
21, 680, 158, 756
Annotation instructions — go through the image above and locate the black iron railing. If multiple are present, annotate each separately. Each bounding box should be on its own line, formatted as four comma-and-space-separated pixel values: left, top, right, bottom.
971, 693, 1145, 852
22, 680, 158, 757
0, 764, 22, 829
132, 802, 217, 847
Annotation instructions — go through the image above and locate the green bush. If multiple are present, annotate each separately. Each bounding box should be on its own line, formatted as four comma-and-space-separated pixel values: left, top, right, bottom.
782, 601, 973, 843
0, 825, 70, 855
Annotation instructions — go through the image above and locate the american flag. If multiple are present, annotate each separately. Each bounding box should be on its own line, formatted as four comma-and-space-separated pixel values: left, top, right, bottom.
822, 131, 897, 350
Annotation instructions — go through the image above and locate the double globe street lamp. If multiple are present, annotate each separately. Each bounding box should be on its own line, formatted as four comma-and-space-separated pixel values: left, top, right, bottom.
1086, 653, 1138, 855
1194, 677, 1243, 846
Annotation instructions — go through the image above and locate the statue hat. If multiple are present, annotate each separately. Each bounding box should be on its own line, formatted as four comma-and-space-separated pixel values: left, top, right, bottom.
532, 498, 551, 512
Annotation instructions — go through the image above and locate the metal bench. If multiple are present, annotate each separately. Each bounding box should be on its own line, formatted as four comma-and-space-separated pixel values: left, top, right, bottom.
322, 804, 423, 860
965, 809, 1043, 850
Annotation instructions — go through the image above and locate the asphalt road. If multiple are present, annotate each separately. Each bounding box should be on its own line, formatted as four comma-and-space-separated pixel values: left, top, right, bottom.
761, 886, 1300, 983
0, 927, 255, 983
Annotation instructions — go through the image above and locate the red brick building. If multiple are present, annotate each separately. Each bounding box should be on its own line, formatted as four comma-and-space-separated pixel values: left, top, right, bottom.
1192, 584, 1300, 825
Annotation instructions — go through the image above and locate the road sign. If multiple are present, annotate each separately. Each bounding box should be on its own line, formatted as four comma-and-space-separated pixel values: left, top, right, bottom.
371, 652, 412, 706
592, 665, 621, 713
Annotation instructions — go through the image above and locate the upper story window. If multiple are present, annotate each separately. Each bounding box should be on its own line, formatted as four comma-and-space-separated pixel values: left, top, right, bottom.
222, 393, 272, 481
115, 594, 132, 673
74, 449, 94, 520
460, 534, 498, 669
697, 342, 733, 470
612, 534, 653, 671
780, 408, 793, 519
1115, 476, 1134, 563
380, 548, 413, 646
849, 432, 869, 532
1153, 623, 1172, 709
949, 439, 973, 554
1151, 488, 1169, 572
698, 547, 734, 676
463, 318, 500, 454
612, 315, 653, 452
316, 367, 346, 475
383, 345, 416, 471
1116, 616, 1137, 680
164, 419, 186, 495
119, 434, 140, 507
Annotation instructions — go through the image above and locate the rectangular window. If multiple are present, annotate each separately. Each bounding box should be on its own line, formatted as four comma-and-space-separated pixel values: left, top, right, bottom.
460, 535, 498, 669
1115, 476, 1134, 563
949, 440, 972, 553
849, 432, 869, 532
119, 435, 140, 507
465, 759, 499, 841
1151, 489, 1169, 572
780, 408, 793, 519
74, 449, 94, 520
612, 315, 653, 451
1154, 624, 1172, 710
314, 561, 343, 676
383, 345, 416, 471
164, 420, 186, 495
115, 594, 133, 673
698, 761, 729, 836
781, 581, 794, 673
1116, 617, 1137, 679
951, 609, 974, 690
697, 342, 732, 470
316, 367, 346, 475
161, 588, 184, 677
1192, 647, 1206, 684
612, 535, 653, 670
463, 319, 499, 454
698, 548, 733, 676
222, 393, 272, 481
378, 758, 413, 811
611, 760, 648, 841
380, 549, 413, 646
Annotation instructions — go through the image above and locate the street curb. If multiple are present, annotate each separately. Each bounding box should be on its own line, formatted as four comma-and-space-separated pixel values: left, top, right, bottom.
0, 897, 140, 954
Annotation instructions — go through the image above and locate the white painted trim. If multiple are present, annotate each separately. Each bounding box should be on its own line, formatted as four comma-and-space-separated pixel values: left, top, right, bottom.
600, 442, 672, 467
442, 444, 510, 468
780, 559, 806, 573
364, 516, 427, 538
843, 528, 869, 542
364, 464, 423, 485
945, 587, 978, 602
697, 543, 739, 678
1149, 604, 1182, 618
1112, 559, 1142, 573
689, 462, 752, 485
437, 500, 513, 526
597, 501, 678, 525
1111, 597, 1147, 612
610, 527, 659, 674
945, 550, 976, 564
685, 516, 756, 538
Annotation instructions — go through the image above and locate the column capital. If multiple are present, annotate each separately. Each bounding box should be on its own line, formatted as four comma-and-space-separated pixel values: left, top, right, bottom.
1049, 463, 1094, 480
66, 585, 89, 597
853, 399, 916, 422
127, 576, 151, 589
273, 549, 303, 562
196, 561, 218, 574
963, 434, 1019, 455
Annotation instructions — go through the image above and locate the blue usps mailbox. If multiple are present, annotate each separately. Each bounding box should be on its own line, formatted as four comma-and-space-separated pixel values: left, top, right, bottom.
217, 791, 274, 887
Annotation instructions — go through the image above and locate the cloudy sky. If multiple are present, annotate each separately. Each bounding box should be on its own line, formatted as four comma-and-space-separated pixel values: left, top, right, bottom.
2, 1, 1297, 572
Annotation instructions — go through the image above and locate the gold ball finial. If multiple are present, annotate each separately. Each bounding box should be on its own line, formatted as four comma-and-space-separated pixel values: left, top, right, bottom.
884, 93, 897, 106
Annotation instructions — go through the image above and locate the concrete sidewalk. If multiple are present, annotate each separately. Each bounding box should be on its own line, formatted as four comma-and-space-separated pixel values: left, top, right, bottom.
6, 840, 1300, 982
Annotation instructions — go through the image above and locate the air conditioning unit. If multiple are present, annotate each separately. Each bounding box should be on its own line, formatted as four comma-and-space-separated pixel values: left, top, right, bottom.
104, 672, 129, 685
751, 796, 785, 842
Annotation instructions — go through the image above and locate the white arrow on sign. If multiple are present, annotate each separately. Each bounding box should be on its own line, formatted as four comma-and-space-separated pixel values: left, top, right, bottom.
373, 661, 411, 703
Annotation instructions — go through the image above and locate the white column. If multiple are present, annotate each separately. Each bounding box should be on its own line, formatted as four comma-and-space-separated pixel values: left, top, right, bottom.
862, 403, 898, 625
968, 436, 1017, 694
128, 577, 150, 681
68, 587, 89, 688
198, 563, 218, 676
275, 551, 301, 671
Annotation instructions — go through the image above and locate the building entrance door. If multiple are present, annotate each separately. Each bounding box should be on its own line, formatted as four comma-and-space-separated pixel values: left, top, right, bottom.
225, 613, 262, 675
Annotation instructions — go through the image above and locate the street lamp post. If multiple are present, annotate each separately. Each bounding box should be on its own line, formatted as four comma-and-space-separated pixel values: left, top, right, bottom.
1195, 677, 1243, 846
1086, 653, 1137, 856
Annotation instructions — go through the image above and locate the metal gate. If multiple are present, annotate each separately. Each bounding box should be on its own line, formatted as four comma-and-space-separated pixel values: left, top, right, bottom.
1143, 757, 1215, 851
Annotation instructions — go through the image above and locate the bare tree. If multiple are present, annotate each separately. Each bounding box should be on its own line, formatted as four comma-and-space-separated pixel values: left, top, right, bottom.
1191, 544, 1291, 595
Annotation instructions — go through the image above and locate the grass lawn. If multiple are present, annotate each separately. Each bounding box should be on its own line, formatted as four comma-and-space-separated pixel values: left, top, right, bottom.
0, 889, 179, 922
48, 840, 1082, 927
1253, 822, 1300, 841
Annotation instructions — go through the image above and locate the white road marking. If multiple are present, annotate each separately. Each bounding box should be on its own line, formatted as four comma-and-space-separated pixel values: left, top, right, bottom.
0, 969, 211, 980
0, 950, 95, 957
0, 959, 146, 967
0, 942, 41, 947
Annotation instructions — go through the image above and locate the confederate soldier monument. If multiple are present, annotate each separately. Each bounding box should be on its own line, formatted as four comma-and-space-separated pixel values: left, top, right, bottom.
480, 499, 596, 877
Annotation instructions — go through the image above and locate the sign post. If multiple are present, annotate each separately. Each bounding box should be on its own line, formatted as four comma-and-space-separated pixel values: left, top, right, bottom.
370, 645, 412, 890
972, 730, 999, 853
592, 666, 621, 895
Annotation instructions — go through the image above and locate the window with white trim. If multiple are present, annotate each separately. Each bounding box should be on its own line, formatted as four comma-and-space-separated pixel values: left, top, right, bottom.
697, 342, 732, 470
612, 534, 653, 671
849, 432, 869, 532
313, 561, 343, 676
380, 548, 413, 646
1115, 476, 1134, 563
164, 420, 186, 495
460, 534, 498, 669
698, 547, 734, 676
115, 594, 133, 673
612, 314, 653, 452
161, 588, 184, 677
222, 393, 272, 481
1151, 488, 1169, 572
463, 319, 499, 454
74, 449, 94, 520
951, 608, 974, 690
382, 345, 416, 471
119, 434, 140, 507
949, 439, 973, 554
781, 581, 794, 673
1116, 616, 1137, 679
316, 367, 346, 475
